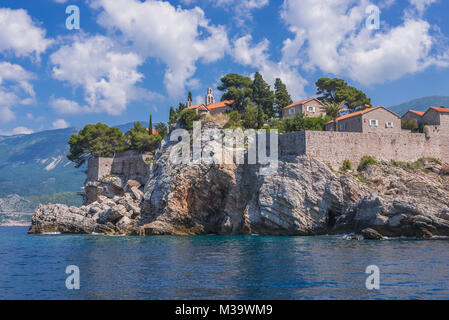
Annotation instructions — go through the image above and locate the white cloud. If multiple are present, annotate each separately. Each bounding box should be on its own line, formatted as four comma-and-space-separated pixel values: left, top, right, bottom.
409, 0, 438, 14
90, 0, 229, 98
0, 8, 52, 58
232, 35, 307, 100
0, 126, 35, 136
0, 62, 36, 124
280, 0, 449, 86
53, 0, 68, 3
50, 35, 145, 115
52, 119, 70, 129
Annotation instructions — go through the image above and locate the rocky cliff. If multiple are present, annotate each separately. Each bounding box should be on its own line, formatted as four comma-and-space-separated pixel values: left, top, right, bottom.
29, 123, 449, 239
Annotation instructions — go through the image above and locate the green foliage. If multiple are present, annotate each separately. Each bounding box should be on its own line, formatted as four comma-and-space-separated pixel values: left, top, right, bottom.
68, 123, 127, 168
223, 111, 242, 129
176, 102, 187, 114
178, 108, 201, 131
303, 116, 328, 131
149, 114, 153, 135
342, 160, 352, 171
169, 106, 177, 125
252, 72, 275, 118
243, 105, 259, 129
128, 122, 163, 153
401, 119, 419, 132
188, 91, 193, 102
257, 106, 265, 129
274, 78, 293, 114
218, 73, 254, 113
155, 122, 168, 137
316, 78, 371, 111
358, 156, 378, 171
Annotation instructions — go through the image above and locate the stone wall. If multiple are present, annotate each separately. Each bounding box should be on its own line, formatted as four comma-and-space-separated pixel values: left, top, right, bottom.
86, 150, 153, 184
280, 129, 449, 169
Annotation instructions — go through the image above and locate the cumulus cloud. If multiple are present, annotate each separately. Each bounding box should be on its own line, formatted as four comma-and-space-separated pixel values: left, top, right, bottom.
409, 0, 438, 14
52, 119, 70, 129
0, 126, 35, 136
50, 35, 146, 115
90, 0, 229, 98
0, 62, 36, 124
280, 0, 449, 86
0, 8, 52, 58
232, 35, 307, 100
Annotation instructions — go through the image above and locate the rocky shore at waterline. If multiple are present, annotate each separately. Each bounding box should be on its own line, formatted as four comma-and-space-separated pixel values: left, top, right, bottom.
29, 126, 449, 239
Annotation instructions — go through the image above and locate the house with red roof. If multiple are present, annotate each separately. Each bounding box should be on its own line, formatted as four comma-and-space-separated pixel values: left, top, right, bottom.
324, 106, 402, 133
421, 107, 449, 129
187, 88, 234, 116
281, 98, 326, 118
401, 110, 425, 126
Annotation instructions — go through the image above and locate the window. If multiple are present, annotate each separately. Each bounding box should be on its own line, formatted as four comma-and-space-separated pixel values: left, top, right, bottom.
369, 119, 379, 127
307, 106, 315, 112
339, 123, 346, 131
385, 122, 394, 128
289, 108, 295, 115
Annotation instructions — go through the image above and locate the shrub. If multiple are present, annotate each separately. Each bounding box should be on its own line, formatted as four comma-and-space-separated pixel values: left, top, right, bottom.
401, 119, 419, 131
155, 122, 168, 137
358, 156, 378, 171
178, 108, 201, 131
342, 160, 352, 171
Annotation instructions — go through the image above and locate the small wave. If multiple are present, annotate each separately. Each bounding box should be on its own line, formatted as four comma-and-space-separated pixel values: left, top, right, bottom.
42, 232, 61, 235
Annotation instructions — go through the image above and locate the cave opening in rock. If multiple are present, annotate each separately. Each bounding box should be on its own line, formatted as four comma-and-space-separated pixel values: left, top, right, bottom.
327, 209, 336, 228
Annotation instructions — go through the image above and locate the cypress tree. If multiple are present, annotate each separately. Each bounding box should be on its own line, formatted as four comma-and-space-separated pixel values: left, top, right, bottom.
274, 78, 293, 115
149, 114, 153, 135
257, 106, 265, 129
169, 106, 176, 125
252, 72, 275, 118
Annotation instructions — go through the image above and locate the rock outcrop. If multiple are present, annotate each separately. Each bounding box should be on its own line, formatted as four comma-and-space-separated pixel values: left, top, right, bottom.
29, 123, 449, 239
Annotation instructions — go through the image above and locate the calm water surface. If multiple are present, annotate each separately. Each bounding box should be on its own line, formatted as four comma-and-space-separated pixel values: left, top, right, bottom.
1, 226, 448, 299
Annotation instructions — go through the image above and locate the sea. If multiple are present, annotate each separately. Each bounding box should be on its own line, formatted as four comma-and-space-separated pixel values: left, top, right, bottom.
1, 226, 448, 300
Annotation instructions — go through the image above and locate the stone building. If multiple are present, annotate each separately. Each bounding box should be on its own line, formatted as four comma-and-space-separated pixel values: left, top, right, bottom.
281, 98, 326, 118
325, 106, 401, 133
401, 110, 424, 125
421, 107, 449, 131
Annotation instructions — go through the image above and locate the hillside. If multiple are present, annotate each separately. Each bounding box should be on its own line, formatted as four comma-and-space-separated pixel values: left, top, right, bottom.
0, 121, 146, 199
389, 96, 449, 115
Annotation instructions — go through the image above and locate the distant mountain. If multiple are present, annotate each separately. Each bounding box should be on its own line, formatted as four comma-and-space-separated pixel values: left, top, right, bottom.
0, 194, 35, 225
0, 121, 146, 198
389, 96, 449, 116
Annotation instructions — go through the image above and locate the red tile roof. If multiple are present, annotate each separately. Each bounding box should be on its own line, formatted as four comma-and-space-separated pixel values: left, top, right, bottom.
429, 107, 449, 113
187, 103, 204, 110
206, 100, 234, 110
282, 98, 315, 110
326, 106, 385, 124
145, 128, 158, 135
407, 110, 424, 116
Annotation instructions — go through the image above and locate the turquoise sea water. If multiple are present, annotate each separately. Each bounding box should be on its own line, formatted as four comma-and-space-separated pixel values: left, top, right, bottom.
1, 226, 449, 300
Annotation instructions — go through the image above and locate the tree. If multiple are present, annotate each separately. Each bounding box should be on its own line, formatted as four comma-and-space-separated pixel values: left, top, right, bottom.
223, 111, 242, 129
274, 78, 293, 114
401, 119, 419, 131
176, 102, 187, 114
149, 114, 153, 135
324, 101, 345, 131
257, 106, 265, 129
316, 78, 371, 111
169, 106, 176, 125
243, 104, 259, 129
218, 73, 253, 113
128, 122, 162, 153
188, 91, 193, 102
67, 123, 127, 167
280, 112, 305, 133
155, 122, 168, 137
178, 108, 201, 131
252, 72, 275, 118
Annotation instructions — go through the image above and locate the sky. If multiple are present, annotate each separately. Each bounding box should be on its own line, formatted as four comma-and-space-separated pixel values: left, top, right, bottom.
1, 0, 449, 135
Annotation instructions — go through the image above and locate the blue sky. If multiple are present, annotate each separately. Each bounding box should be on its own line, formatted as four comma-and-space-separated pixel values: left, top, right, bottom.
1, 0, 449, 135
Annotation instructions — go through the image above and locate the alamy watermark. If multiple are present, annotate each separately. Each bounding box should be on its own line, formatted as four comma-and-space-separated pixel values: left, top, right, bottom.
365, 5, 380, 30
65, 265, 80, 290
169, 121, 278, 176
365, 265, 380, 290
66, 5, 80, 30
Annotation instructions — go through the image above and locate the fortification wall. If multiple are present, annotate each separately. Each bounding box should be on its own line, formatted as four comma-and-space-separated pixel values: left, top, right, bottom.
86, 150, 153, 184
302, 130, 448, 169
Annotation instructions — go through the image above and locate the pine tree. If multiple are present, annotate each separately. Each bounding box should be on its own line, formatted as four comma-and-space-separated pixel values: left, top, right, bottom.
274, 78, 293, 115
252, 72, 275, 118
188, 91, 193, 102
149, 114, 153, 135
